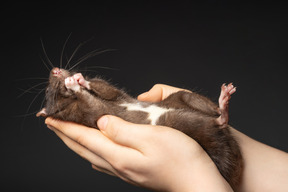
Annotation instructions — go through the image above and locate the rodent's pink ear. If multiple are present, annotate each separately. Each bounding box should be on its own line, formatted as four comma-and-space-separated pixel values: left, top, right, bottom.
36, 108, 47, 117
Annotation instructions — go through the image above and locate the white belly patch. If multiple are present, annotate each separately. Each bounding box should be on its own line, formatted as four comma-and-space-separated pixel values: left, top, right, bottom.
120, 102, 174, 125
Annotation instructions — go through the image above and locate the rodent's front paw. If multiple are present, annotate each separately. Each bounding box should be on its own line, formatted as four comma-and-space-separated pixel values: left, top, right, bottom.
73, 73, 91, 89
65, 76, 81, 92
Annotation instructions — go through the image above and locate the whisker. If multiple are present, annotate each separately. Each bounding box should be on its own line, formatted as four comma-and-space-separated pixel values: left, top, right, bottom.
60, 33, 72, 69
84, 66, 119, 71
75, 48, 100, 62
15, 77, 48, 81
14, 110, 40, 118
17, 87, 44, 94
64, 43, 83, 69
64, 37, 95, 70
68, 49, 116, 71
21, 88, 45, 121
17, 82, 48, 98
40, 38, 54, 69
77, 69, 100, 74
40, 55, 52, 72
18, 88, 45, 131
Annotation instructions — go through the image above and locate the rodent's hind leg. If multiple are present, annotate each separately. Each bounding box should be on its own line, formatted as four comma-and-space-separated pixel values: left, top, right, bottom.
217, 83, 236, 126
160, 91, 219, 116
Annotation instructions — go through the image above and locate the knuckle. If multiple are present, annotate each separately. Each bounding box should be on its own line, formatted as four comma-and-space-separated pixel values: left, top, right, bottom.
106, 117, 122, 141
112, 159, 128, 173
109, 121, 121, 141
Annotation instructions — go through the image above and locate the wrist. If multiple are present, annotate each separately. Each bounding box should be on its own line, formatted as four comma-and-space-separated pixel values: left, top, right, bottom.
169, 152, 233, 192
194, 157, 233, 192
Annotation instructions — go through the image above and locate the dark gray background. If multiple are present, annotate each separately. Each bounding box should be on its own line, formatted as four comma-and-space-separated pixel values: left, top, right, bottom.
2, 2, 288, 191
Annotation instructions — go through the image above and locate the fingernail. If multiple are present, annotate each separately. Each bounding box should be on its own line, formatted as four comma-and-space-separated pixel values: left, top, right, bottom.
97, 116, 108, 130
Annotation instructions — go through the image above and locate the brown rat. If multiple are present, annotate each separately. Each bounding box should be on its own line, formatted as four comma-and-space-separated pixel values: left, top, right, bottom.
37, 67, 242, 189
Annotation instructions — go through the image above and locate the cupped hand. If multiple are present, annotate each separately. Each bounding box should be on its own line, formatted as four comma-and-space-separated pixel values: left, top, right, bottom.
45, 84, 233, 192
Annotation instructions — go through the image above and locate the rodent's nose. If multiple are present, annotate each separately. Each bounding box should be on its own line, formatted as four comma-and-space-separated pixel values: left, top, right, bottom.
52, 67, 61, 76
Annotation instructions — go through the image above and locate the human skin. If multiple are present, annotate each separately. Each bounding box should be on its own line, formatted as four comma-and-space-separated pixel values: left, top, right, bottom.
45, 84, 288, 192
230, 128, 288, 192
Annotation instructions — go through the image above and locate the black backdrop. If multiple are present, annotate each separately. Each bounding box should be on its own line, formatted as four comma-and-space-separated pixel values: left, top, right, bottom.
2, 2, 288, 191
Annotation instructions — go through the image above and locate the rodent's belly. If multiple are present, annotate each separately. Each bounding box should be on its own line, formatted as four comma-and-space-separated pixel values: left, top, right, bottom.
119, 102, 175, 125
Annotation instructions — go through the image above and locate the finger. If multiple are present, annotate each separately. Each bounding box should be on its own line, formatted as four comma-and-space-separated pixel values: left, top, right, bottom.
137, 84, 164, 102
52, 126, 116, 173
53, 125, 147, 182
91, 163, 138, 187
46, 118, 144, 166
137, 84, 188, 102
97, 115, 153, 151
91, 164, 116, 177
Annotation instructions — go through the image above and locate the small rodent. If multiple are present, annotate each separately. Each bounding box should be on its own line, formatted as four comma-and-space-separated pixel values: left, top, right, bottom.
37, 67, 243, 189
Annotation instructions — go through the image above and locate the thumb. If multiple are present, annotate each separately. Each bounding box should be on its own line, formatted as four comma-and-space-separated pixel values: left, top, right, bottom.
97, 115, 150, 150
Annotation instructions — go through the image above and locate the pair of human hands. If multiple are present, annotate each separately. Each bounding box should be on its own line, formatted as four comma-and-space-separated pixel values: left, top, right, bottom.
45, 84, 233, 192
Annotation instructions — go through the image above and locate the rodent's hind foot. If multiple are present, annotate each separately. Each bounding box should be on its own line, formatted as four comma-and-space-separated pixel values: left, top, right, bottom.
217, 83, 236, 126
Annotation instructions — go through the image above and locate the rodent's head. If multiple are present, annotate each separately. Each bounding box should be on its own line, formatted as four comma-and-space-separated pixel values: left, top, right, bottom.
36, 68, 76, 117
47, 68, 73, 97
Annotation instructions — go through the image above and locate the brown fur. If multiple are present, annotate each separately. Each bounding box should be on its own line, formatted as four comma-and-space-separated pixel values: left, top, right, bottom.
38, 68, 243, 189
